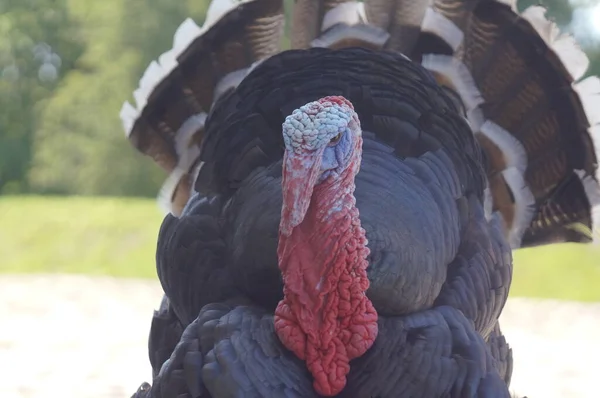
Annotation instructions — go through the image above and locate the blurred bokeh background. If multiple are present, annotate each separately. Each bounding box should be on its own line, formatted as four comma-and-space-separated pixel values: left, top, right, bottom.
0, 1, 599, 397
1, 0, 599, 298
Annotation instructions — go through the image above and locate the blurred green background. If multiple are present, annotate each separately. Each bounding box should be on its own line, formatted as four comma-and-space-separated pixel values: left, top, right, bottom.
0, 0, 599, 301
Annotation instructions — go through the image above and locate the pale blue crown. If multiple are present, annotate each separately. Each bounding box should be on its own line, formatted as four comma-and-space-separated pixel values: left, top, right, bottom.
282, 100, 356, 154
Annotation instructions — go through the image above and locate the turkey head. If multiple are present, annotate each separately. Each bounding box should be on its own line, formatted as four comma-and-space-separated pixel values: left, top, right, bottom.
275, 96, 378, 396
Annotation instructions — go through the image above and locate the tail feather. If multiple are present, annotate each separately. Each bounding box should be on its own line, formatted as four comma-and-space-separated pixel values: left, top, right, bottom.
520, 5, 589, 80
420, 7, 464, 52
290, 0, 354, 49
120, 0, 284, 216
291, 1, 392, 50
413, 0, 600, 248
121, 0, 599, 249
291, 1, 430, 52
311, 22, 390, 50
365, 0, 429, 54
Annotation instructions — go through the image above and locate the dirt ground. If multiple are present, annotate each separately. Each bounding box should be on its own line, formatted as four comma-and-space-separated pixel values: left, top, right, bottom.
1, 274, 597, 398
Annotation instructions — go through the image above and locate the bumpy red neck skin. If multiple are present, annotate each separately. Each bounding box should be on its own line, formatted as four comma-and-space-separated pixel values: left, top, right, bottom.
274, 158, 378, 396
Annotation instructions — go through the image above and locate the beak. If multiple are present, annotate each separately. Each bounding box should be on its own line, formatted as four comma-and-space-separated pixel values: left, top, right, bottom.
280, 148, 325, 236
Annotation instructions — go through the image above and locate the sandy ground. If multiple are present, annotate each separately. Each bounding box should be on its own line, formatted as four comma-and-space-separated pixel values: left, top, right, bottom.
0, 274, 598, 398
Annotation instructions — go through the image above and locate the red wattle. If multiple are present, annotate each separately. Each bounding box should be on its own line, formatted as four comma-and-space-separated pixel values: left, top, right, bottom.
275, 197, 378, 396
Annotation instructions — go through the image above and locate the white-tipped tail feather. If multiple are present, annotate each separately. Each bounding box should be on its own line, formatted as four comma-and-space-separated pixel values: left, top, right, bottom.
574, 76, 600, 241
158, 159, 206, 216
119, 17, 204, 136
172, 18, 203, 54
174, 113, 206, 159
483, 186, 493, 221
521, 6, 589, 81
501, 168, 536, 248
419, 26, 516, 247
119, 0, 255, 138
421, 54, 484, 128
311, 1, 391, 50
495, 0, 517, 7
420, 8, 464, 51
479, 121, 528, 176
157, 113, 207, 215
321, 1, 367, 32
420, 1, 600, 246
119, 101, 137, 136
480, 121, 535, 248
574, 170, 600, 242
121, 0, 288, 216
521, 7, 600, 242
575, 76, 600, 127
121, 0, 600, 245
157, 167, 188, 216
312, 24, 390, 49
213, 59, 266, 104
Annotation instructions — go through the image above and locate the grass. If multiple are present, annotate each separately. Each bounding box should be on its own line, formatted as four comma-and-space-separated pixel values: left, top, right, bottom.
511, 243, 600, 302
1, 195, 600, 301
0, 195, 161, 278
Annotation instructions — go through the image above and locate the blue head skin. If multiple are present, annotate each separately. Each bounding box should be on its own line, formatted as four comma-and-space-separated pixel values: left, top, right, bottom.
279, 96, 362, 235
318, 121, 354, 182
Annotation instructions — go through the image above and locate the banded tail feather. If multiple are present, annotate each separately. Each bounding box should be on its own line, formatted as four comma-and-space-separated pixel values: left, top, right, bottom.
120, 0, 284, 215
120, 0, 599, 250
414, 0, 600, 248
291, 0, 390, 50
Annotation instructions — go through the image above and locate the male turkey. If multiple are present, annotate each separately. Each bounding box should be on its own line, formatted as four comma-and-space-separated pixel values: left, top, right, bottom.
121, 0, 599, 397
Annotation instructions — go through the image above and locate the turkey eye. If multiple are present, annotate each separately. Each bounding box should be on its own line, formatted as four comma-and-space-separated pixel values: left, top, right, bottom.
329, 132, 342, 145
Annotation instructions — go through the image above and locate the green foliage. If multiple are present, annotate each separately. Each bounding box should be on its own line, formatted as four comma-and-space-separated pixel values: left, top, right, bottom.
0, 0, 84, 194
28, 0, 210, 197
2, 195, 600, 301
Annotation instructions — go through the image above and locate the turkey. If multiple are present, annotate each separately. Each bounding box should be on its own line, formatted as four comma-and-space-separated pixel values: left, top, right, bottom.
120, 0, 600, 397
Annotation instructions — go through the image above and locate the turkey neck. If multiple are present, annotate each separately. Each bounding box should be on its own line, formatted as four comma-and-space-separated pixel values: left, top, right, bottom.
274, 159, 378, 396
277, 170, 370, 309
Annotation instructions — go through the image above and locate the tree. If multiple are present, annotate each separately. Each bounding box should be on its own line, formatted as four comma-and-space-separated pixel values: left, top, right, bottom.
28, 0, 210, 196
0, 0, 83, 194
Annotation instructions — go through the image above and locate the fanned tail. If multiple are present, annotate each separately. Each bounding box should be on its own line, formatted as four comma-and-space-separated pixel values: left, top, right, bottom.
411, 0, 600, 248
121, 0, 599, 249
120, 0, 284, 216
288, 0, 599, 248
